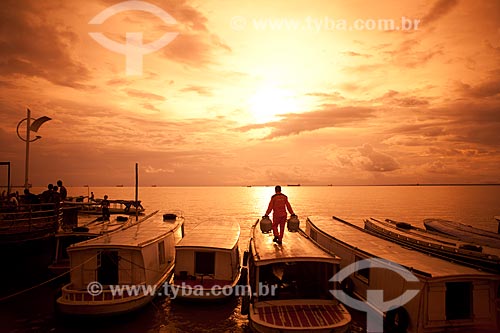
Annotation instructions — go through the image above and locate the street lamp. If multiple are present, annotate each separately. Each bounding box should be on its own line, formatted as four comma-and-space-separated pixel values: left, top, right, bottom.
16, 108, 51, 189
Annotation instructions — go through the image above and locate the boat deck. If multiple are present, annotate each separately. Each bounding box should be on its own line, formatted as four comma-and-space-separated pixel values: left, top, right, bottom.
251, 219, 340, 265
69, 210, 182, 249
253, 300, 348, 329
307, 216, 494, 278
176, 220, 239, 250
376, 218, 500, 257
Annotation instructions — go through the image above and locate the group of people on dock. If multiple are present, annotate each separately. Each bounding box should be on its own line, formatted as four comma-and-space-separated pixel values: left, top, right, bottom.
0, 180, 68, 211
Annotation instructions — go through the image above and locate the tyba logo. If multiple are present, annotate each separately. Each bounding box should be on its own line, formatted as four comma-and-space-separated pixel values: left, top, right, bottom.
88, 1, 179, 75
330, 258, 421, 333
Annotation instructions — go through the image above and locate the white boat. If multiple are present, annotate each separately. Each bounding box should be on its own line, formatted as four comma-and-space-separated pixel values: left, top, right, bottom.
56, 211, 184, 316
171, 220, 241, 301
364, 218, 500, 273
305, 216, 500, 333
243, 218, 352, 333
48, 215, 130, 276
424, 218, 500, 249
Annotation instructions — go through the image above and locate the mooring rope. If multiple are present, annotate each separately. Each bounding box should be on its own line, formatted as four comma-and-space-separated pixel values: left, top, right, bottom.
0, 254, 96, 302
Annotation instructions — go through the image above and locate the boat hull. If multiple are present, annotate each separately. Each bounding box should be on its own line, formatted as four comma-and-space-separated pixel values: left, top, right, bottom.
56, 294, 154, 317
170, 277, 241, 301
57, 267, 172, 317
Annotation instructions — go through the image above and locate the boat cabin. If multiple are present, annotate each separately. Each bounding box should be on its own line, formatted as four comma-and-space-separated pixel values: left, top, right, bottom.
306, 216, 500, 333
173, 220, 241, 300
57, 211, 184, 316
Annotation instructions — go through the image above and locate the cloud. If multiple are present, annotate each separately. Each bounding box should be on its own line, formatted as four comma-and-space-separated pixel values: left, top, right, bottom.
422, 0, 460, 25
180, 85, 213, 96
0, 1, 90, 88
162, 32, 231, 66
237, 105, 375, 139
376, 90, 430, 107
334, 144, 400, 172
343, 51, 372, 58
385, 40, 444, 68
125, 89, 166, 101
457, 77, 500, 98
144, 165, 174, 174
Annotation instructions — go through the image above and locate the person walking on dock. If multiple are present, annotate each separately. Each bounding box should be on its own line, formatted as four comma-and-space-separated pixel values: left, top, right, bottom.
264, 185, 296, 245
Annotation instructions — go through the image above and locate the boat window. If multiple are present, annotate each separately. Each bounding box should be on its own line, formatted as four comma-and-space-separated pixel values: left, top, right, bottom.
158, 241, 166, 265
195, 251, 215, 275
354, 256, 370, 283
97, 250, 119, 285
445, 282, 472, 320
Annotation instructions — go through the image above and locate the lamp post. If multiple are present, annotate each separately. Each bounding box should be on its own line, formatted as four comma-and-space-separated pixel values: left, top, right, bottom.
16, 108, 51, 189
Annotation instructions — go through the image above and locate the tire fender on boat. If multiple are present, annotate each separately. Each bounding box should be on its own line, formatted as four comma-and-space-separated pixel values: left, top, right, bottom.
340, 277, 355, 297
241, 295, 250, 315
384, 306, 410, 333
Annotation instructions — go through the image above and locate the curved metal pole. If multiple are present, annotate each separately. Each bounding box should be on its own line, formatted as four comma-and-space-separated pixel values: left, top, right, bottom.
25, 109, 30, 189
16, 108, 50, 189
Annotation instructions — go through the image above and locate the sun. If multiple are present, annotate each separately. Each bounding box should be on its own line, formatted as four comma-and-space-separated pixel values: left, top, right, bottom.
248, 86, 299, 123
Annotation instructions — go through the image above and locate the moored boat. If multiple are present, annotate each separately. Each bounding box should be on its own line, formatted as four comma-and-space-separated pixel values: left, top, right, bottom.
63, 199, 145, 216
305, 216, 500, 333
48, 215, 130, 276
364, 218, 500, 273
424, 218, 500, 249
171, 220, 241, 301
243, 218, 351, 333
56, 211, 184, 316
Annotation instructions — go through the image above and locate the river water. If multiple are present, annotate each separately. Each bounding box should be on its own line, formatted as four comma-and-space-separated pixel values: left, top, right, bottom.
1, 185, 499, 332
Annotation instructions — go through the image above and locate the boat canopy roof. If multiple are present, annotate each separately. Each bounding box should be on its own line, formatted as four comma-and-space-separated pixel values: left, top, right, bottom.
308, 216, 496, 278
69, 211, 182, 250
176, 220, 240, 251
251, 219, 340, 266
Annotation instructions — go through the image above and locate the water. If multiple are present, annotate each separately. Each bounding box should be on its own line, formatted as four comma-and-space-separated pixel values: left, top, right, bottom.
1, 185, 499, 332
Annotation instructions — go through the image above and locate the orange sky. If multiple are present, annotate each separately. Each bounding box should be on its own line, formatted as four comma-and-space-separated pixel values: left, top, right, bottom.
1, 0, 499, 186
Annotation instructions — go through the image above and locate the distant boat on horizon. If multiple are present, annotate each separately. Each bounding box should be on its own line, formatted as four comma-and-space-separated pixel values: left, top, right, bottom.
287, 184, 301, 186
116, 184, 124, 187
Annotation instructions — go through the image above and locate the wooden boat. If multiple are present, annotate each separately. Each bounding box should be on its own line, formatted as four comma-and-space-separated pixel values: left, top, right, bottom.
48, 215, 130, 276
364, 218, 500, 273
171, 220, 241, 301
243, 218, 351, 333
305, 216, 500, 333
424, 218, 500, 249
63, 199, 145, 216
56, 211, 184, 316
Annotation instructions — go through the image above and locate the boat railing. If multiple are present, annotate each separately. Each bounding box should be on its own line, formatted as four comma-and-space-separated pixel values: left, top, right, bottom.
61, 282, 148, 302
63, 200, 144, 213
0, 203, 62, 230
